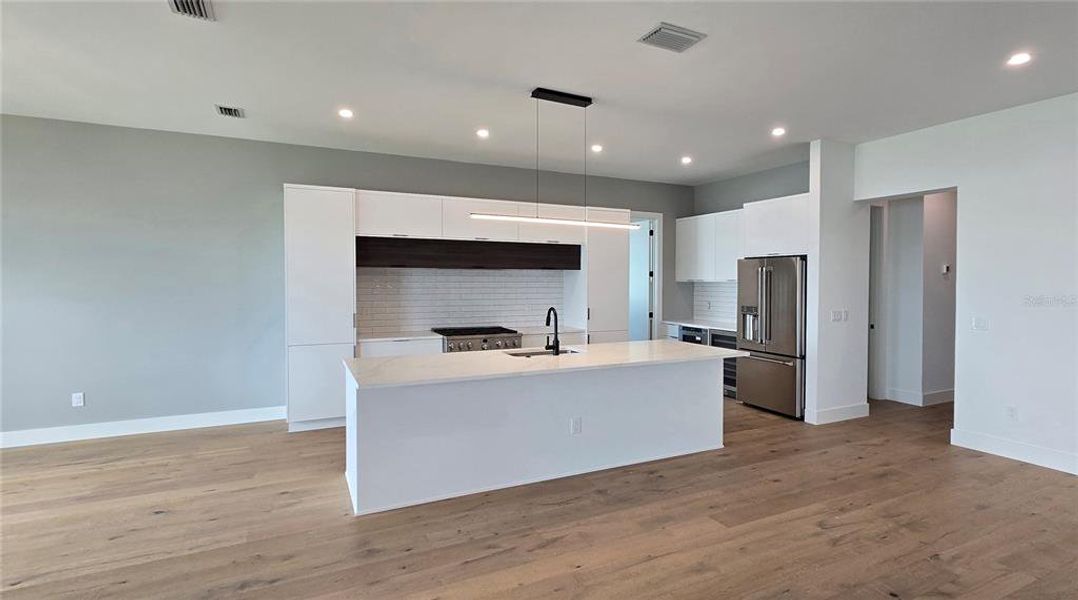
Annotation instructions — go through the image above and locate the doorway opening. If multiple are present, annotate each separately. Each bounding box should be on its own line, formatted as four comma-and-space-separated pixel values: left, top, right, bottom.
629, 213, 662, 340
867, 189, 957, 411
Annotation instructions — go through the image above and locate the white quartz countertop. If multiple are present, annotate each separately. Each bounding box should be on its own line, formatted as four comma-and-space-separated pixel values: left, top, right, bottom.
357, 330, 442, 342
346, 339, 746, 389
662, 318, 737, 332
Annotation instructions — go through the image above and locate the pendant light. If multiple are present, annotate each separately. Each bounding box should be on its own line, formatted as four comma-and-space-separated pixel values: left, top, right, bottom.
470, 87, 640, 231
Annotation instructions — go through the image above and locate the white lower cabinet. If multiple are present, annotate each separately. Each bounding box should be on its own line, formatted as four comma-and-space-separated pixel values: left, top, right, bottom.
358, 338, 443, 357
287, 343, 354, 426
588, 330, 629, 344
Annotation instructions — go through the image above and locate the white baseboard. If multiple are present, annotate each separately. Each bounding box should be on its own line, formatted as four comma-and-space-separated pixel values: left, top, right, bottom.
922, 389, 954, 406
887, 387, 924, 406
0, 406, 286, 449
951, 428, 1077, 475
288, 416, 345, 432
806, 402, 870, 425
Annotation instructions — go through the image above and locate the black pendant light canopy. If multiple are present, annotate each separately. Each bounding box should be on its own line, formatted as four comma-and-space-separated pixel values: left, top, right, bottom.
530, 87, 593, 108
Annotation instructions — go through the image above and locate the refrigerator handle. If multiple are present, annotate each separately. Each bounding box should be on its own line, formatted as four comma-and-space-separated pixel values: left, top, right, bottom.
796, 258, 805, 356
762, 266, 773, 343
756, 266, 764, 343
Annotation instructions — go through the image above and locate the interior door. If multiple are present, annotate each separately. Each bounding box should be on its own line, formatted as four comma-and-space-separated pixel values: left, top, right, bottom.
737, 258, 765, 352
761, 256, 805, 358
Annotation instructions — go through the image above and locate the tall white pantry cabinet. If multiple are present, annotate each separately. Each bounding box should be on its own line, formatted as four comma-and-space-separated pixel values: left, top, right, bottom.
284, 185, 356, 432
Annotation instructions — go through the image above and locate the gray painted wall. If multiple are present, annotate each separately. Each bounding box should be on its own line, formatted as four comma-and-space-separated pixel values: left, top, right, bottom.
1, 115, 694, 431
693, 161, 809, 214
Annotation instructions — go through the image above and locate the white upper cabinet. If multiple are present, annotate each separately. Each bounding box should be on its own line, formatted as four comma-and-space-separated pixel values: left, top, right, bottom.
740, 193, 812, 257
517, 203, 586, 244
676, 209, 742, 282
355, 190, 443, 239
585, 207, 630, 333
443, 198, 520, 241
284, 185, 356, 346
676, 214, 717, 281
712, 210, 741, 281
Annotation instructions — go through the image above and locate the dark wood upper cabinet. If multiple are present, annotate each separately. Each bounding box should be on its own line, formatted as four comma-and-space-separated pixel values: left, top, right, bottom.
356, 237, 581, 270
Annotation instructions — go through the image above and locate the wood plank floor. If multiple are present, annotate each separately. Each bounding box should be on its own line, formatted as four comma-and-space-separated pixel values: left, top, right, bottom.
2, 400, 1076, 599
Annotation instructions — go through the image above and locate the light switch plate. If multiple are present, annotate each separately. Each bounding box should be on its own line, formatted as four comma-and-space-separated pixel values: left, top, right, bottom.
569, 416, 583, 435
71, 392, 85, 407
971, 317, 990, 331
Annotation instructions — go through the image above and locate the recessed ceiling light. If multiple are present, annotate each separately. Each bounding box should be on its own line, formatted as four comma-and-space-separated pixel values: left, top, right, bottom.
771, 127, 787, 137
1006, 51, 1032, 66
476, 128, 490, 139
591, 144, 603, 153
338, 108, 354, 119
680, 156, 693, 165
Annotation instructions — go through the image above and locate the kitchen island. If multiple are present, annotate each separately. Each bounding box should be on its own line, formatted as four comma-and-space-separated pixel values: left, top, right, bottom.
343, 340, 746, 515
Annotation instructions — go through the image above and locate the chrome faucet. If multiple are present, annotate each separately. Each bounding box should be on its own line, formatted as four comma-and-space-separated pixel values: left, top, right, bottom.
545, 307, 561, 356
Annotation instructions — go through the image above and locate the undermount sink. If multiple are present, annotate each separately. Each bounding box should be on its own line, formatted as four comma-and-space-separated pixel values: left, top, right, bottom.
505, 348, 580, 358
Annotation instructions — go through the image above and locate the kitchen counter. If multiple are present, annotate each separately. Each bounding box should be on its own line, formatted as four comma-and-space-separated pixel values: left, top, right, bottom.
346, 339, 743, 389
356, 330, 442, 342
344, 340, 745, 516
662, 318, 737, 333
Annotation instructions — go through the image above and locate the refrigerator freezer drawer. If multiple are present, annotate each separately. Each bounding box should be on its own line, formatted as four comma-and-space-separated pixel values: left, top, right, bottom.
737, 353, 803, 418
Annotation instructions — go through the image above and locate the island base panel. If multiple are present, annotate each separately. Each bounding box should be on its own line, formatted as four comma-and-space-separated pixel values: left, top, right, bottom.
346, 360, 724, 515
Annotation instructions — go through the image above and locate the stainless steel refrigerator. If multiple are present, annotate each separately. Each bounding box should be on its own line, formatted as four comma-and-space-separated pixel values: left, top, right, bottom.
736, 255, 806, 418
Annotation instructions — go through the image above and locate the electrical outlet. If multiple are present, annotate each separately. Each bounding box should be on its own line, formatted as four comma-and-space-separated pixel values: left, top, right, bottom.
569, 416, 583, 435
1005, 405, 1019, 422
971, 317, 990, 331
71, 392, 85, 408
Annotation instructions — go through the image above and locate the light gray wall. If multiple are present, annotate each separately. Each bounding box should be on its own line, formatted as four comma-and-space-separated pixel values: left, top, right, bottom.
921, 190, 956, 396
884, 197, 925, 401
1, 115, 694, 431
693, 161, 809, 214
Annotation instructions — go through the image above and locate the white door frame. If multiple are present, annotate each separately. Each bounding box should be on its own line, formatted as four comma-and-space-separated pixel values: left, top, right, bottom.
630, 211, 663, 340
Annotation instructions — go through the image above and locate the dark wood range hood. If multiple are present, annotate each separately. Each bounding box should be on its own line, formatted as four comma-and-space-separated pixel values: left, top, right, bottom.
356, 237, 581, 270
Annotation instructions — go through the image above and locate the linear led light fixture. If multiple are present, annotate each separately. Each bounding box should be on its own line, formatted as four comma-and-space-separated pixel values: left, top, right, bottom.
470, 87, 639, 231
470, 213, 640, 230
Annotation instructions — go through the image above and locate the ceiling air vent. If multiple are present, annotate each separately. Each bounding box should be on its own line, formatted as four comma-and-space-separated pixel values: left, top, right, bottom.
215, 105, 245, 118
638, 22, 707, 53
168, 0, 215, 21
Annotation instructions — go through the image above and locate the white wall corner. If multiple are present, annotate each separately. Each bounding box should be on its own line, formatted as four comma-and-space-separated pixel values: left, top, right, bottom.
887, 387, 926, 406
922, 389, 954, 406
0, 406, 286, 448
951, 428, 1078, 475
804, 139, 871, 421
806, 402, 871, 425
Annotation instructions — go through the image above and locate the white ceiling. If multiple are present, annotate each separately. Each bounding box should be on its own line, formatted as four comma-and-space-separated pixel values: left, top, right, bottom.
3, 1, 1076, 185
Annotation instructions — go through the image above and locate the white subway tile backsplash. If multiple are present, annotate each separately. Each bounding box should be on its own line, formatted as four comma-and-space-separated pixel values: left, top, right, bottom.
693, 281, 737, 324
356, 268, 563, 335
